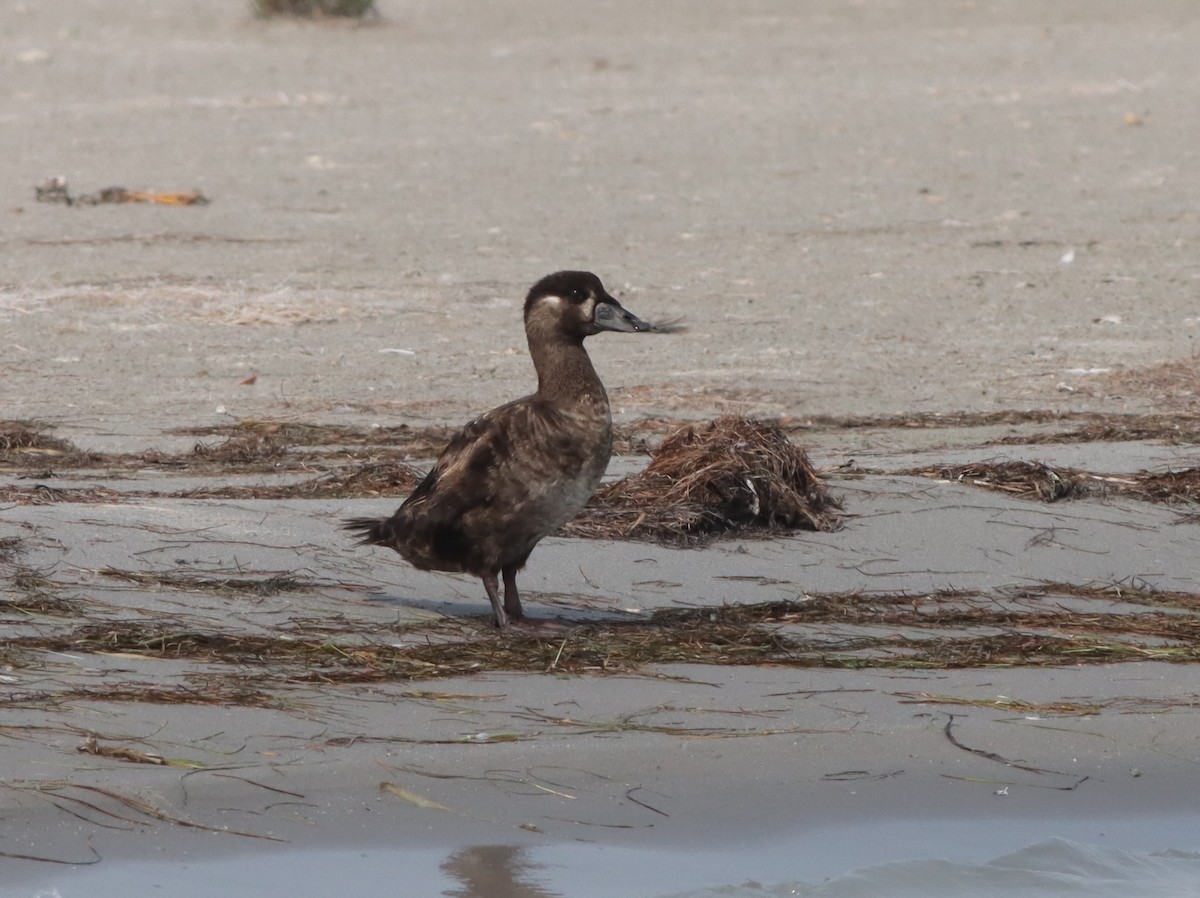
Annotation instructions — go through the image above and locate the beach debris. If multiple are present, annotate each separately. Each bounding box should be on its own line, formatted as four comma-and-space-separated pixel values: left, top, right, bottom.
98, 568, 323, 596
379, 782, 541, 833
822, 770, 902, 782
991, 413, 1200, 446
253, 0, 377, 17
0, 419, 92, 466
7, 414, 1198, 510
17, 49, 51, 64
910, 460, 1200, 505
35, 177, 209, 207
1123, 468, 1200, 504
0, 483, 123, 505
1, 566, 83, 617
895, 693, 1108, 716
77, 734, 167, 766
941, 714, 1060, 775
32, 177, 70, 204
6, 584, 1200, 709
379, 783, 452, 811
568, 415, 841, 544
0, 844, 100, 866
184, 462, 423, 500
0, 536, 23, 563
1102, 358, 1200, 411
9, 411, 1198, 478
190, 433, 290, 464
24, 782, 284, 840
913, 460, 1091, 502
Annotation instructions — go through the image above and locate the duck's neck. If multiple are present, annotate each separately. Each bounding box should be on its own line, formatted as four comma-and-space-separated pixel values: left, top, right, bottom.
527, 330, 608, 410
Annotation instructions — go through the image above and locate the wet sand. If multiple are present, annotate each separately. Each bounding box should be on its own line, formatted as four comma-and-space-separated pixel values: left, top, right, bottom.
3, 1, 1200, 895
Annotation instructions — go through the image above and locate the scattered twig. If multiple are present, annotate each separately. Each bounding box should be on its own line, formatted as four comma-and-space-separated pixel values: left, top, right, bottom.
942, 714, 1056, 774
0, 842, 101, 865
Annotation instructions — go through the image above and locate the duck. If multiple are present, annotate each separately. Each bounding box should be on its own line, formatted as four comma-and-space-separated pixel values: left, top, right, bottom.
344, 270, 663, 628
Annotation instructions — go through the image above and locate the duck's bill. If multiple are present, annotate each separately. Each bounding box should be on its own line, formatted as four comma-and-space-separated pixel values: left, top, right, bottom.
595, 300, 686, 334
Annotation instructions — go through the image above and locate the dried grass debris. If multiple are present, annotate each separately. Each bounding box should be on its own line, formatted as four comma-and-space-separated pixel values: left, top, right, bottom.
1102, 359, 1200, 411
913, 461, 1091, 502
177, 461, 421, 500
287, 462, 421, 498
8, 584, 1200, 701
992, 415, 1200, 446
0, 420, 97, 468
0, 484, 124, 506
794, 409, 1072, 431
569, 416, 841, 545
1, 566, 83, 617
1016, 580, 1200, 610
1124, 468, 1200, 504
0, 536, 25, 562
189, 433, 290, 465
98, 568, 322, 596
252, 0, 377, 17
175, 418, 665, 458
136, 432, 294, 471
911, 460, 1200, 506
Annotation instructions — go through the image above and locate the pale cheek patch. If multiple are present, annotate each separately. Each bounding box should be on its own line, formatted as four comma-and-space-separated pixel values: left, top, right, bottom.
533, 295, 566, 312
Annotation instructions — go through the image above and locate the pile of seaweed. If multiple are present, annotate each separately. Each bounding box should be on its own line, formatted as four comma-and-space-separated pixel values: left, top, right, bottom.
569, 416, 840, 545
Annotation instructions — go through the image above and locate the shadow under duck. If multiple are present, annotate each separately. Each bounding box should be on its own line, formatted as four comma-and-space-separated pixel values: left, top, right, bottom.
344, 270, 666, 628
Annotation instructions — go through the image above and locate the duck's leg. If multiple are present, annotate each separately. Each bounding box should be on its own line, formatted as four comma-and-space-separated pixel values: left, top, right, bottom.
481, 573, 508, 629
501, 566, 524, 620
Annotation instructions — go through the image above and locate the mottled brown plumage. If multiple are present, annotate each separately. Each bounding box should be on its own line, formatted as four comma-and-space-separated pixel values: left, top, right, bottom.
344, 271, 659, 627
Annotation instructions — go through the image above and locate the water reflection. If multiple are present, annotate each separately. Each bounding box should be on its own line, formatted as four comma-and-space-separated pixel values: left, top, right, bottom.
442, 844, 562, 898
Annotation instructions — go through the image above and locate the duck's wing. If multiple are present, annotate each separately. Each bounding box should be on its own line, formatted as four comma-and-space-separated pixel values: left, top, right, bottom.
348, 395, 605, 571
407, 395, 591, 515
343, 404, 520, 549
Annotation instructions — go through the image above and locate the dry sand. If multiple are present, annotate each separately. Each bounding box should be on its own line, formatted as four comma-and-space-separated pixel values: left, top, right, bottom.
3, 0, 1200, 894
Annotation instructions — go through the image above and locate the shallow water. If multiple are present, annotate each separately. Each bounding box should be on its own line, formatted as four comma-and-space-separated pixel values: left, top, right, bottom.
674, 842, 1200, 898
14, 814, 1200, 898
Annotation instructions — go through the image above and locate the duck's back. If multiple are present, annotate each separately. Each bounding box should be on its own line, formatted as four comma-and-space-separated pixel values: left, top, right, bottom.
381, 392, 611, 575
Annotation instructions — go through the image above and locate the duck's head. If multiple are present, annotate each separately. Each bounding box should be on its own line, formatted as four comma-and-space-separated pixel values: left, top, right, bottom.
524, 270, 656, 341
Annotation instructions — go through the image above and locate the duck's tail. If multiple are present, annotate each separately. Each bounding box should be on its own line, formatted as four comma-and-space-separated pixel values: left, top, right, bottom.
343, 516, 394, 547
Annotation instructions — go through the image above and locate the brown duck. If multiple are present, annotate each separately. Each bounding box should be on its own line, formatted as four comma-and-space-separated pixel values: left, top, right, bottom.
344, 271, 662, 628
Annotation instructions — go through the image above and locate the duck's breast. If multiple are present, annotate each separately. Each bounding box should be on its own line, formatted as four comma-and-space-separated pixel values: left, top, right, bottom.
470, 399, 611, 557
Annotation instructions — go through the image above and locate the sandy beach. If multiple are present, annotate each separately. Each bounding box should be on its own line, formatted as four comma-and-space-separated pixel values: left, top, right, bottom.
3, 1, 1200, 895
